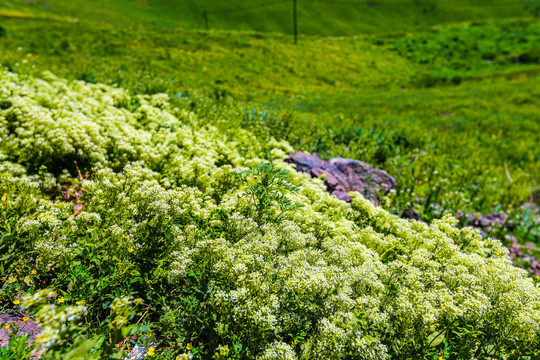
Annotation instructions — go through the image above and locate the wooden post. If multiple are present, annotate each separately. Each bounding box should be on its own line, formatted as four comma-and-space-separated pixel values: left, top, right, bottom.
293, 0, 297, 44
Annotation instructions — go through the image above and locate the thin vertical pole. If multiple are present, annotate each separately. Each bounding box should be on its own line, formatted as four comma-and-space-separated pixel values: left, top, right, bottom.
293, 0, 297, 44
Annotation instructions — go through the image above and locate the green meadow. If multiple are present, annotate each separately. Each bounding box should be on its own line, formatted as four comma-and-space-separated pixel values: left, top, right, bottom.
0, 1, 539, 359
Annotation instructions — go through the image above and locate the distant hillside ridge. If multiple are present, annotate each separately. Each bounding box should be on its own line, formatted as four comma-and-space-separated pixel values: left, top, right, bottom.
1, 0, 536, 35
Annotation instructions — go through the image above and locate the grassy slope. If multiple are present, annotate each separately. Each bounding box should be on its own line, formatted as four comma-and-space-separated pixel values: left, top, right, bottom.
0, 3, 538, 245
0, 0, 535, 35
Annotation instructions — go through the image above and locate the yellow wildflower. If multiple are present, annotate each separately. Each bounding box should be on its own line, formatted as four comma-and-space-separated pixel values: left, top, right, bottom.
1, 196, 5, 203
23, 317, 30, 322
58, 297, 65, 304
147, 347, 155, 356
13, 300, 20, 305
186, 343, 192, 350
128, 248, 134, 253
2, 324, 10, 330
31, 269, 37, 275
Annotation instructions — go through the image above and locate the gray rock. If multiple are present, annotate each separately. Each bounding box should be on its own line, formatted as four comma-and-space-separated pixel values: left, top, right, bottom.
476, 213, 508, 229
457, 211, 508, 233
286, 151, 397, 202
401, 204, 420, 221
0, 312, 41, 349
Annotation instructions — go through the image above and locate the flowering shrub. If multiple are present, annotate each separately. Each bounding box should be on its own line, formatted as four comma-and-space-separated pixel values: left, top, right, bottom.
0, 68, 539, 359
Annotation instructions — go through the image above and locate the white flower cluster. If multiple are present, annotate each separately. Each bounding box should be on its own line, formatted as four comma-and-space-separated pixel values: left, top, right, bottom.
257, 342, 297, 360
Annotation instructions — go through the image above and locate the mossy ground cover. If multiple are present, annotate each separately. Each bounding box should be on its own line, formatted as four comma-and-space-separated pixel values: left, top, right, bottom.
0, 2, 539, 359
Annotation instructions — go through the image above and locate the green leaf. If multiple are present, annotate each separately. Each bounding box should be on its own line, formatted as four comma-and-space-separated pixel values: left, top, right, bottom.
130, 270, 141, 277
427, 331, 446, 347
363, 335, 379, 346
64, 336, 104, 360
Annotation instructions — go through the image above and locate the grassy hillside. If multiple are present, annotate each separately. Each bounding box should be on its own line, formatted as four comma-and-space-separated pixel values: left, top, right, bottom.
0, 2, 539, 358
1, 0, 536, 36
1, 16, 538, 234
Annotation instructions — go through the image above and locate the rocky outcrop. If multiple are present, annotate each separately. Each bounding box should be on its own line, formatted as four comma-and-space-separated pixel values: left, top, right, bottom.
456, 209, 540, 276
457, 210, 509, 236
506, 235, 540, 277
0, 312, 41, 349
285, 151, 397, 202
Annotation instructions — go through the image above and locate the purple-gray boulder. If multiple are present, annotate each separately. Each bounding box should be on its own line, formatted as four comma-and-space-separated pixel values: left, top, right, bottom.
285, 151, 397, 202
0, 312, 41, 349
